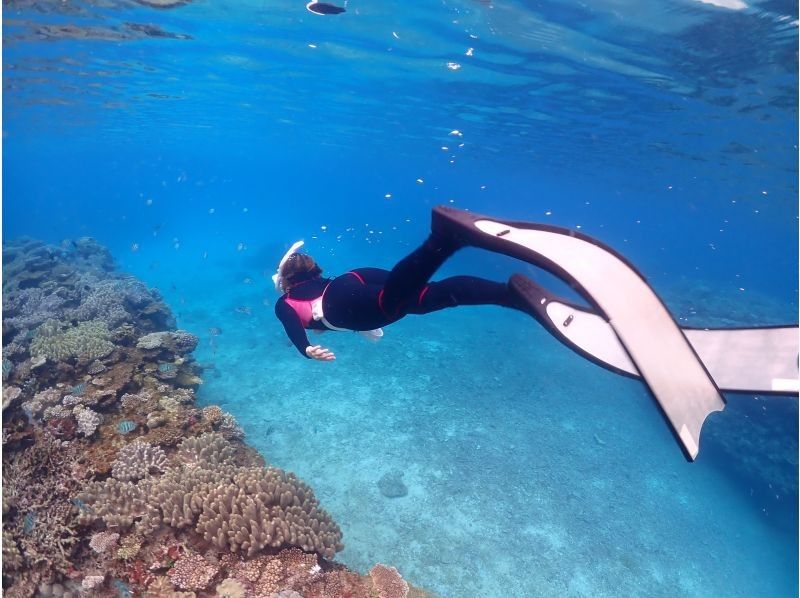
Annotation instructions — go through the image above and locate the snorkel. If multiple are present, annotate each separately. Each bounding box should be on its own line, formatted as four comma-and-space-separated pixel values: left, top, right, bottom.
272, 240, 305, 293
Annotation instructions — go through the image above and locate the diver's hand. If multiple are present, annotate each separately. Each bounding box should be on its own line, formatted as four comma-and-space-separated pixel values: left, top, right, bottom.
306, 345, 336, 361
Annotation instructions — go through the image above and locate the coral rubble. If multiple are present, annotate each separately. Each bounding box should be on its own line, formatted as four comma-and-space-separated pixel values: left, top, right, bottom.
2, 237, 430, 597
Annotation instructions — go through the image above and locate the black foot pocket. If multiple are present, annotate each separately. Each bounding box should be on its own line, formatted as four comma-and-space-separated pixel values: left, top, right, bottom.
508, 273, 547, 320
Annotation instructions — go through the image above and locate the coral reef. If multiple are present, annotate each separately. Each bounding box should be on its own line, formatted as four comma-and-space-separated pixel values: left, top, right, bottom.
111, 440, 167, 481
80, 432, 343, 558
2, 236, 431, 598
30, 318, 115, 361
168, 553, 219, 590
370, 564, 410, 598
89, 531, 120, 554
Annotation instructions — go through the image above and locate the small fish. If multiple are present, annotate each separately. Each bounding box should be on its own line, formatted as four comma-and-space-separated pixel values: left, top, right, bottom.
131, 243, 140, 252
70, 382, 86, 396
235, 306, 252, 316
113, 579, 132, 598
243, 277, 252, 285
71, 497, 91, 514
237, 242, 246, 251
23, 512, 36, 534
117, 420, 137, 434
158, 363, 174, 373
208, 327, 222, 336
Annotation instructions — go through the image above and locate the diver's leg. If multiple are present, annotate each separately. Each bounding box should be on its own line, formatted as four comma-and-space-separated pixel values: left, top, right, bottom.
380, 232, 461, 316
406, 276, 513, 315
349, 267, 390, 285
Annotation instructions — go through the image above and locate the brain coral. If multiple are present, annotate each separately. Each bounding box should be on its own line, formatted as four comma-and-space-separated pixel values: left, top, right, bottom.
79, 433, 343, 559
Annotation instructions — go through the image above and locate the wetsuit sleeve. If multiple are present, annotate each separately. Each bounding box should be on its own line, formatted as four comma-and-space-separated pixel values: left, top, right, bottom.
274, 297, 311, 358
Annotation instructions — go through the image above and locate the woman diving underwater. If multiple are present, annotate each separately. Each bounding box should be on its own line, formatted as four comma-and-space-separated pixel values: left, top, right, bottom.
273, 223, 533, 361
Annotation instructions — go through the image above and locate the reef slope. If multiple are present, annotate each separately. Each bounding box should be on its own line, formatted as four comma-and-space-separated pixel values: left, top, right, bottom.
2, 237, 430, 598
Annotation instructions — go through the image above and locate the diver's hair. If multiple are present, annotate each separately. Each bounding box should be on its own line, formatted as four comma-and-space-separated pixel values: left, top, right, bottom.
281, 253, 322, 287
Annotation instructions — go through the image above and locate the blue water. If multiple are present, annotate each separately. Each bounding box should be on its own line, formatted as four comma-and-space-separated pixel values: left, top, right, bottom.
4, 1, 798, 596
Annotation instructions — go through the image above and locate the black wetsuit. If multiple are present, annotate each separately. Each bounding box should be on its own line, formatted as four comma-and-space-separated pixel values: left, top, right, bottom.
274, 232, 514, 357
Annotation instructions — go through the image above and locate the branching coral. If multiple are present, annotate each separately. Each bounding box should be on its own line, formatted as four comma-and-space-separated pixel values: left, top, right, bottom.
79, 433, 344, 559
177, 432, 236, 467
195, 467, 343, 558
73, 405, 102, 437
2, 287, 68, 345
67, 280, 130, 328
30, 318, 114, 361
79, 478, 148, 529
112, 440, 167, 482
2, 437, 83, 575
3, 529, 24, 571
21, 388, 62, 421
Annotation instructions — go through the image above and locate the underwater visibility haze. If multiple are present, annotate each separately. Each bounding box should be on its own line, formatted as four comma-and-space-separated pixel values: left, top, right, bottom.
2, 0, 799, 596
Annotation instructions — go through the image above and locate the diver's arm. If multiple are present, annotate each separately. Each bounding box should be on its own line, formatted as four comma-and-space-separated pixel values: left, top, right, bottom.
275, 298, 313, 358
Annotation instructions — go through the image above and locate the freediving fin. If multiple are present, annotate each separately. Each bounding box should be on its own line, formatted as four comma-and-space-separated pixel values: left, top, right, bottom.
432, 205, 799, 461
507, 274, 799, 396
